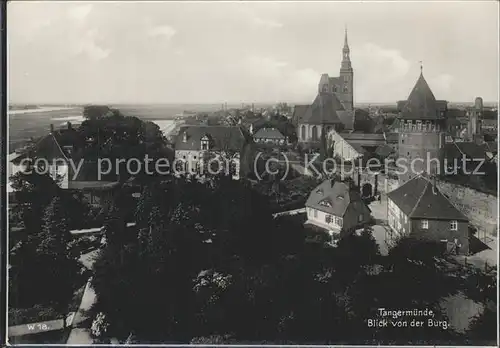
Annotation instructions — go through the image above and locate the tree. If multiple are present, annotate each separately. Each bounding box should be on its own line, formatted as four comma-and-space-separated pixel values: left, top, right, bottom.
36, 196, 81, 329
9, 168, 60, 236
466, 306, 497, 343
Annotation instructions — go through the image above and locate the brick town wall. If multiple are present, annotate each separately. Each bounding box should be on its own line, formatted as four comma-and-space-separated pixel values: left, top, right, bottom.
436, 180, 498, 237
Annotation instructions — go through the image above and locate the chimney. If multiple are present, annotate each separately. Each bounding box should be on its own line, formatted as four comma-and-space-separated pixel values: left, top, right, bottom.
182, 132, 188, 143
67, 122, 72, 130
50, 124, 54, 133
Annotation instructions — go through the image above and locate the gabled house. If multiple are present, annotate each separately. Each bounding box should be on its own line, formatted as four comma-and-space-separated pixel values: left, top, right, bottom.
9, 123, 119, 207
386, 174, 469, 255
252, 127, 287, 147
305, 179, 372, 241
174, 125, 247, 179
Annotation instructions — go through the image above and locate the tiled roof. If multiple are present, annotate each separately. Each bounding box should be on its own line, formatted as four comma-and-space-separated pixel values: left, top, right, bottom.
253, 127, 285, 139
338, 110, 355, 130
70, 160, 118, 182
341, 132, 385, 141
306, 179, 370, 217
384, 132, 399, 144
444, 142, 487, 161
301, 93, 344, 125
400, 73, 445, 120
10, 133, 69, 165
387, 175, 468, 221
174, 125, 246, 152
483, 141, 498, 154
483, 110, 497, 120
482, 119, 497, 127
292, 105, 309, 125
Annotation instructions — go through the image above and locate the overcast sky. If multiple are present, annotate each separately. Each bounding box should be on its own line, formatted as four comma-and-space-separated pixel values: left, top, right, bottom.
8, 1, 499, 104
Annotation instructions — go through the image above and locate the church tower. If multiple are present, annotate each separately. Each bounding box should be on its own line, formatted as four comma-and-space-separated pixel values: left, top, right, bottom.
339, 27, 354, 111
467, 97, 483, 142
397, 66, 447, 184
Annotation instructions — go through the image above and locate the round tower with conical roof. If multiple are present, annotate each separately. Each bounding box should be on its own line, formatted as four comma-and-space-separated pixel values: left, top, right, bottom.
396, 68, 447, 184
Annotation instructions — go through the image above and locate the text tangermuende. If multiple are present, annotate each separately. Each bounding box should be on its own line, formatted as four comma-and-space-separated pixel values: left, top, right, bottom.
378, 308, 435, 319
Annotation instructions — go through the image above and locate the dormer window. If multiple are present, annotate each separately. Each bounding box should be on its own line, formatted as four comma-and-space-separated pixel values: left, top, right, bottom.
201, 135, 210, 150
319, 199, 332, 208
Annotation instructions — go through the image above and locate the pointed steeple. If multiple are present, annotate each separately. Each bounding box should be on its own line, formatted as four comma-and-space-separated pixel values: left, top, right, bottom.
340, 26, 352, 72
342, 26, 350, 62
344, 25, 349, 49
401, 69, 439, 120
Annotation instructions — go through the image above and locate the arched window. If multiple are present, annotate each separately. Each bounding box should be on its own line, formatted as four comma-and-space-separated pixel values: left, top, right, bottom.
311, 126, 318, 141
333, 85, 338, 93
301, 125, 306, 140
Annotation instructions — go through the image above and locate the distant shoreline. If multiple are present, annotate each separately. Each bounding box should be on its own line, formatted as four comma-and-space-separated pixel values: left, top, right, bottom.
8, 106, 82, 116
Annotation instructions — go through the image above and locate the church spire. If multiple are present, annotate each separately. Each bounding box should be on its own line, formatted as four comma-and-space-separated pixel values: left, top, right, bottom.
342, 26, 351, 64
344, 25, 349, 49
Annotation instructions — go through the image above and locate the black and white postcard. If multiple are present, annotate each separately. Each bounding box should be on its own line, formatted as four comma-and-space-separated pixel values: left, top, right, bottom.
4, 1, 499, 346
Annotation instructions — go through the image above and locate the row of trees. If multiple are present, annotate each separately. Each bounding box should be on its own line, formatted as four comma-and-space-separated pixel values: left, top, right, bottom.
89, 173, 497, 344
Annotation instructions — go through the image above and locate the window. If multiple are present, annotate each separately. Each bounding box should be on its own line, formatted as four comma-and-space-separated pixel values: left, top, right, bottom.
404, 215, 407, 223
325, 215, 333, 224
421, 219, 429, 229
335, 217, 343, 227
450, 220, 458, 231
314, 210, 318, 218
343, 86, 348, 93
344, 75, 349, 82
311, 126, 318, 141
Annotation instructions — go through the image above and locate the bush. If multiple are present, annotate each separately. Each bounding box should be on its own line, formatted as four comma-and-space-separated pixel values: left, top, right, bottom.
9, 305, 61, 326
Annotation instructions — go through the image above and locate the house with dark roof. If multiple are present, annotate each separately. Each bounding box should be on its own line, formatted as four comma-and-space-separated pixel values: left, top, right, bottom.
9, 123, 119, 206
386, 174, 469, 255
174, 125, 247, 179
252, 127, 287, 147
305, 179, 372, 242
443, 142, 489, 174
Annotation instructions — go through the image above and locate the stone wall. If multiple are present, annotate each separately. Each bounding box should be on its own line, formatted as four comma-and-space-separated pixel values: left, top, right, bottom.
436, 180, 498, 236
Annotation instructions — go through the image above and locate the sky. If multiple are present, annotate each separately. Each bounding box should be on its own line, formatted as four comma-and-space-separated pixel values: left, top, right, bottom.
7, 1, 499, 104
